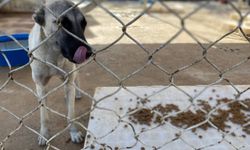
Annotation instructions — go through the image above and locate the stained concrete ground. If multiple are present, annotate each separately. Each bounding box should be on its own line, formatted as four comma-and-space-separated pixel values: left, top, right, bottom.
0, 1, 250, 150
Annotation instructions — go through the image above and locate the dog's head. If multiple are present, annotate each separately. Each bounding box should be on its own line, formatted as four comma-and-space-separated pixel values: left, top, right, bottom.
33, 0, 92, 64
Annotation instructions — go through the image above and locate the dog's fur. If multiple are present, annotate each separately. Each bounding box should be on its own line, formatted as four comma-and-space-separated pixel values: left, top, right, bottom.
29, 0, 92, 145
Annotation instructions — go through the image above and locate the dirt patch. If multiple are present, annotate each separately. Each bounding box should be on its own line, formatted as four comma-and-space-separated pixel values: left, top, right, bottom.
130, 108, 154, 126
130, 104, 180, 126
197, 100, 212, 112
153, 104, 180, 116
128, 98, 250, 137
170, 110, 209, 132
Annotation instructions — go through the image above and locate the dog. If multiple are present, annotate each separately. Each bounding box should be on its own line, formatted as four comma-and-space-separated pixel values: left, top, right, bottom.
29, 0, 92, 146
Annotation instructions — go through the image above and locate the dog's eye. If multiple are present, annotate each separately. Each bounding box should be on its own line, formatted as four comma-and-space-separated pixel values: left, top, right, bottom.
61, 17, 71, 29
53, 19, 61, 25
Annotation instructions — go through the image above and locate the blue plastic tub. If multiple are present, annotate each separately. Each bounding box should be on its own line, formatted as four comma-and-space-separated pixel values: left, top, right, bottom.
0, 33, 29, 67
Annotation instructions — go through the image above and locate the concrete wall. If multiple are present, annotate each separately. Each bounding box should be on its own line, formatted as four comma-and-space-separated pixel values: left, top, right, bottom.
0, 0, 42, 12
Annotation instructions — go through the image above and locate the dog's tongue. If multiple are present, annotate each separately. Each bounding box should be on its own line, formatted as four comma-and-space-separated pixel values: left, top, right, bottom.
73, 46, 87, 64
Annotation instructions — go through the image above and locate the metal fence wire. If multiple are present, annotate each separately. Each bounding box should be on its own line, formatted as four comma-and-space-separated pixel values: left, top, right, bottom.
0, 0, 250, 149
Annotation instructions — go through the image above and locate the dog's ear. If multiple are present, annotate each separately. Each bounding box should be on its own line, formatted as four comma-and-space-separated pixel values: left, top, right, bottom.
33, 7, 45, 26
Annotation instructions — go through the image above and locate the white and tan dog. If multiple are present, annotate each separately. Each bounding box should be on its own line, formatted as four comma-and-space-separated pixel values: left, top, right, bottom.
29, 0, 92, 146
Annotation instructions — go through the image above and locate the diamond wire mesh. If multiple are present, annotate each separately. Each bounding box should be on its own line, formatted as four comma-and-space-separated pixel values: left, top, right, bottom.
0, 0, 250, 150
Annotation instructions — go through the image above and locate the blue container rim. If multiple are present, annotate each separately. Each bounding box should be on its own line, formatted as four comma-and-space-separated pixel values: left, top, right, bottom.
1, 48, 28, 52
0, 33, 29, 43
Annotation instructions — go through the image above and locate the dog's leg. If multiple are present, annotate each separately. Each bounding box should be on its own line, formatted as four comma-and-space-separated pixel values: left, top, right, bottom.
36, 83, 50, 146
75, 72, 83, 100
65, 73, 84, 143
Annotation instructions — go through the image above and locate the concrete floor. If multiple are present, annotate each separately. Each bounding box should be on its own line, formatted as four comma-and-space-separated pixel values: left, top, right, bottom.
0, 1, 250, 150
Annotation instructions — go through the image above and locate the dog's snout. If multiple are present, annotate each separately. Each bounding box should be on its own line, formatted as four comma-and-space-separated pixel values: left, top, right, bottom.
86, 50, 93, 59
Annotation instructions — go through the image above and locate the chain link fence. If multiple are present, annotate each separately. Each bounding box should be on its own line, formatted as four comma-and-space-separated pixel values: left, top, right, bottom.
0, 0, 250, 149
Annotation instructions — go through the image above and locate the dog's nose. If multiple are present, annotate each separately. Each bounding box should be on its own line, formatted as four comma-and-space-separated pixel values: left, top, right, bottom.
86, 50, 93, 59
